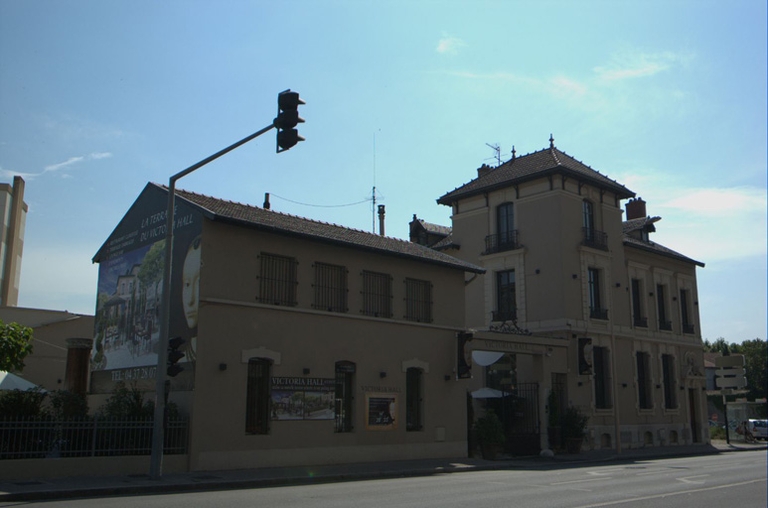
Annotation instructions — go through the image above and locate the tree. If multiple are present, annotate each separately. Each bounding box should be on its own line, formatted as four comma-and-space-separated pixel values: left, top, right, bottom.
0, 320, 34, 372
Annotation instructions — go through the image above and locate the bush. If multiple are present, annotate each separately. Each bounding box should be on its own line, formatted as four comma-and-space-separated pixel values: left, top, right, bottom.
475, 410, 505, 446
47, 390, 89, 419
98, 382, 154, 419
0, 388, 47, 418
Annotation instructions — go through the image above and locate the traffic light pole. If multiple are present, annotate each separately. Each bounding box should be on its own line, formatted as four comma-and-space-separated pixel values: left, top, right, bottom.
149, 122, 275, 479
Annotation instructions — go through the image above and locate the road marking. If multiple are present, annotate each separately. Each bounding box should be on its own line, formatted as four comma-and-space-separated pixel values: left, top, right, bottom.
551, 478, 612, 485
570, 479, 764, 508
676, 474, 710, 484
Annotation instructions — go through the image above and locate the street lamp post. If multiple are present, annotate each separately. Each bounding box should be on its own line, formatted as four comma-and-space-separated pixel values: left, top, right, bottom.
149, 90, 305, 479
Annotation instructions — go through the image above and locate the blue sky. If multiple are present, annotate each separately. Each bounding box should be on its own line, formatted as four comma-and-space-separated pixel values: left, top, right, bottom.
0, 0, 765, 342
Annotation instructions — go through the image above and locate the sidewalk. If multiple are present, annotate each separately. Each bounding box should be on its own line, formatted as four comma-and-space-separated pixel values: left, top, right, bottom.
1, 440, 764, 502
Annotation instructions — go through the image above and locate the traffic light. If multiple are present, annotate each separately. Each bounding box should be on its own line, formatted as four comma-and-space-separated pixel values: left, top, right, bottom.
166, 337, 186, 378
274, 90, 305, 153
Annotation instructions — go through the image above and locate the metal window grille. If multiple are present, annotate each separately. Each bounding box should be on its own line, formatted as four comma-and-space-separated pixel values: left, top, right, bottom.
361, 271, 392, 318
404, 278, 432, 323
662, 354, 677, 409
335, 361, 355, 433
406, 368, 423, 431
593, 346, 613, 409
258, 253, 297, 306
636, 352, 653, 409
313, 262, 347, 312
0, 417, 188, 460
245, 358, 272, 434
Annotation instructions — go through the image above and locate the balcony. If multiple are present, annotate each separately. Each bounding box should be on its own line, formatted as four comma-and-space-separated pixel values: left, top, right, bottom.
492, 309, 518, 322
633, 316, 648, 328
590, 307, 609, 320
659, 320, 672, 331
683, 323, 695, 334
582, 227, 608, 251
484, 231, 521, 255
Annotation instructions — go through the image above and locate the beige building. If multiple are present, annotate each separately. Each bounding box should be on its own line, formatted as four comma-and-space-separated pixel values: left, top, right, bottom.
90, 183, 484, 471
432, 138, 708, 453
0, 307, 94, 392
0, 176, 27, 306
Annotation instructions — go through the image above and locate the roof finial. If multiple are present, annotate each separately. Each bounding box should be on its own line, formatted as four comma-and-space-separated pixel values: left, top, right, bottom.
511, 145, 516, 160
549, 133, 554, 149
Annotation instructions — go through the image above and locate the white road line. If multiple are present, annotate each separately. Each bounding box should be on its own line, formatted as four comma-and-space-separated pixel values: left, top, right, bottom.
570, 479, 764, 508
551, 478, 613, 485
676, 474, 710, 484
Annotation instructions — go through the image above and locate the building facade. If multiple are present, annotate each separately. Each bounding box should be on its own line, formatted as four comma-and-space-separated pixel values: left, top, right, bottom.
433, 138, 708, 453
0, 176, 27, 306
90, 183, 483, 471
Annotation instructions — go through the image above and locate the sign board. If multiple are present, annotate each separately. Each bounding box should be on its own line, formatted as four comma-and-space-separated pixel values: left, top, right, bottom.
714, 355, 745, 368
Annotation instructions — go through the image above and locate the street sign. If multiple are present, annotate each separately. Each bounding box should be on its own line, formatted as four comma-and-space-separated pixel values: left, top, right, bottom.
714, 355, 745, 368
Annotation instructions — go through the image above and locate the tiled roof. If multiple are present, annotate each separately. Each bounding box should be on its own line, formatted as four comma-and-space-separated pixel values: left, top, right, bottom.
438, 145, 634, 205
417, 219, 451, 236
623, 216, 660, 234
165, 184, 485, 274
623, 235, 705, 267
430, 233, 457, 251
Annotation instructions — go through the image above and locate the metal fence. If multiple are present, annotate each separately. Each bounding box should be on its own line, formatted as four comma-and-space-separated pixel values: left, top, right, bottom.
0, 417, 188, 460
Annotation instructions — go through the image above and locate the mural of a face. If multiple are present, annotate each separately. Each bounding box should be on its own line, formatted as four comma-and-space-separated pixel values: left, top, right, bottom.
182, 238, 201, 329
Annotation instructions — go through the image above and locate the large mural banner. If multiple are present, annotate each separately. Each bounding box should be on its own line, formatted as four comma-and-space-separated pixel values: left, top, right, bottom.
270, 377, 336, 421
90, 185, 202, 394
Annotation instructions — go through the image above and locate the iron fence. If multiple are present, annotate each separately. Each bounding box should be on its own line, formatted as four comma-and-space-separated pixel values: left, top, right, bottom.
0, 417, 188, 460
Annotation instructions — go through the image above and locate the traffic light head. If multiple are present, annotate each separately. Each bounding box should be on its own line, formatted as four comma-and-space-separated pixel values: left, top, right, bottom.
166, 337, 186, 378
274, 90, 305, 153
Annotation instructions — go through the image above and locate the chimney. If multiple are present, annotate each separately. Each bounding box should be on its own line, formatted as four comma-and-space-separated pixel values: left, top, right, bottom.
477, 164, 492, 178
377, 205, 386, 236
263, 192, 271, 210
625, 197, 647, 220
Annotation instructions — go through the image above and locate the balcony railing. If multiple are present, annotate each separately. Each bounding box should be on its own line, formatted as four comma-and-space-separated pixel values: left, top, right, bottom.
492, 309, 518, 322
633, 316, 648, 328
590, 307, 609, 320
659, 320, 672, 331
484, 231, 521, 255
582, 227, 608, 251
683, 323, 695, 334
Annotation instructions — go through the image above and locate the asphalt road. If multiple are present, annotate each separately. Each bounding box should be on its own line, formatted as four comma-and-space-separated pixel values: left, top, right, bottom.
5, 450, 766, 508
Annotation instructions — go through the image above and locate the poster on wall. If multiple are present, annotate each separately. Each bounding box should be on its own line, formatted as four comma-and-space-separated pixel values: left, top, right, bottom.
366, 393, 398, 430
270, 377, 335, 420
90, 184, 202, 394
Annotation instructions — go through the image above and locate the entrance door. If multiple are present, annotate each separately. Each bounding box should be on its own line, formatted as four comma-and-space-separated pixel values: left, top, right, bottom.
501, 382, 540, 456
688, 388, 700, 443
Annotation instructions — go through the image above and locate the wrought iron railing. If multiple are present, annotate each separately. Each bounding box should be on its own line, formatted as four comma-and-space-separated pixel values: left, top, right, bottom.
659, 320, 672, 331
683, 323, 695, 334
590, 308, 609, 320
582, 227, 608, 251
633, 316, 648, 328
484, 231, 521, 255
492, 309, 518, 322
0, 417, 188, 460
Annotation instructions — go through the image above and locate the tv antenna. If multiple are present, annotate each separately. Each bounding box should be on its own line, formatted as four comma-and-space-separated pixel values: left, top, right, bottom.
485, 143, 501, 167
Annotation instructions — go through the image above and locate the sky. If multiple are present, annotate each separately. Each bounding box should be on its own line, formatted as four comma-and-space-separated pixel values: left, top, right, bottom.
0, 0, 765, 343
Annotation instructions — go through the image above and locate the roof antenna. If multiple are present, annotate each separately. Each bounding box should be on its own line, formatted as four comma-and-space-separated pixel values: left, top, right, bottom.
485, 143, 501, 167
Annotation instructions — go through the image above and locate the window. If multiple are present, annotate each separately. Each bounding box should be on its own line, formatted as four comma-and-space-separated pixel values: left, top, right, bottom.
405, 278, 432, 323
362, 271, 392, 318
497, 202, 516, 249
593, 346, 613, 409
636, 352, 653, 409
313, 262, 347, 312
258, 253, 297, 306
588, 268, 608, 320
406, 368, 423, 431
245, 358, 272, 434
662, 354, 677, 409
335, 361, 355, 432
657, 284, 671, 330
680, 289, 694, 334
582, 200, 594, 233
494, 270, 516, 321
631, 279, 647, 327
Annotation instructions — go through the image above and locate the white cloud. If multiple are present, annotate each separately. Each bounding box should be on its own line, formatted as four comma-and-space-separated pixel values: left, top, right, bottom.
44, 156, 84, 173
436, 35, 466, 55
663, 187, 766, 217
90, 152, 113, 160
594, 50, 691, 82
